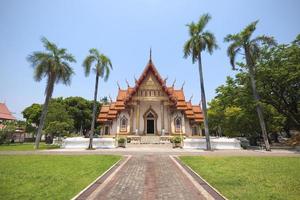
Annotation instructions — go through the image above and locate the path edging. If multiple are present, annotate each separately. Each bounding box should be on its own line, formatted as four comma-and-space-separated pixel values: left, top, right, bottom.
173, 155, 228, 200
169, 155, 214, 200
71, 155, 130, 200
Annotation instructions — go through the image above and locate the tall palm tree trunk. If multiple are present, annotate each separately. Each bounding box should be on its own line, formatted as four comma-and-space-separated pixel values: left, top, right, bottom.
248, 65, 271, 151
34, 77, 55, 149
88, 73, 99, 149
198, 52, 211, 150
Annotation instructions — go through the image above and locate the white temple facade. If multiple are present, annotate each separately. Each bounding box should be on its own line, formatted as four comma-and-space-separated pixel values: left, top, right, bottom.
97, 58, 204, 137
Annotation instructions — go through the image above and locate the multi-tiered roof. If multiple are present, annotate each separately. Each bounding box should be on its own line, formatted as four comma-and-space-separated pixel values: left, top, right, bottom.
97, 59, 204, 123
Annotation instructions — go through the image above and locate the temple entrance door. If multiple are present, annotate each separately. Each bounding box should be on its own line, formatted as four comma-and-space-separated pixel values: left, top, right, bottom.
144, 110, 157, 135
147, 119, 154, 134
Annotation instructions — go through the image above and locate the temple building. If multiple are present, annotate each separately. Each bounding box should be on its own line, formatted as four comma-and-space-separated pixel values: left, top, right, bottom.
97, 56, 204, 136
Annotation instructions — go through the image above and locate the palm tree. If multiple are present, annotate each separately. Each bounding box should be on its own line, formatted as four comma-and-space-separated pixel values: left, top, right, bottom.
183, 14, 218, 150
224, 20, 276, 151
83, 48, 112, 149
27, 37, 76, 149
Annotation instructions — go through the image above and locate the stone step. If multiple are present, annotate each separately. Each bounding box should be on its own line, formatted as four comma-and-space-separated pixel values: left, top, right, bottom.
140, 136, 161, 144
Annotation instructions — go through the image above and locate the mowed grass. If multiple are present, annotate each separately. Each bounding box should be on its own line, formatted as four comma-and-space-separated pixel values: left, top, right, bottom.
0, 143, 59, 151
180, 156, 300, 200
0, 155, 121, 200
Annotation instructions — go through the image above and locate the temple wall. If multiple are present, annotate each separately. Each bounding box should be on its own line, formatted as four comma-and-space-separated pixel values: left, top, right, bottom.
108, 106, 195, 136
184, 118, 192, 136
111, 119, 117, 134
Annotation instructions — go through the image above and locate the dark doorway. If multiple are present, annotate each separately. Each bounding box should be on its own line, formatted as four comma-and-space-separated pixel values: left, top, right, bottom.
147, 119, 154, 134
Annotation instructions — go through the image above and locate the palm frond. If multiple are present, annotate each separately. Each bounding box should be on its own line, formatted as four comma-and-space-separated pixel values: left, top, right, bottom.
41, 37, 58, 54
224, 34, 241, 43
186, 22, 197, 37
61, 53, 76, 63
89, 48, 100, 57
56, 61, 74, 85
227, 42, 242, 69
82, 55, 96, 76
241, 20, 258, 42
183, 39, 193, 58
33, 60, 49, 81
100, 54, 113, 82
197, 13, 211, 33
202, 31, 218, 54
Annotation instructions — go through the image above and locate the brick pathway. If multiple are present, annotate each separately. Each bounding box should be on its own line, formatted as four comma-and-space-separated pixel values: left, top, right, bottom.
87, 155, 206, 200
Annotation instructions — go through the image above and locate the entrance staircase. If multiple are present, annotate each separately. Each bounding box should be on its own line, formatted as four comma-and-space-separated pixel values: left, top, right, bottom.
140, 136, 161, 144
127, 136, 172, 144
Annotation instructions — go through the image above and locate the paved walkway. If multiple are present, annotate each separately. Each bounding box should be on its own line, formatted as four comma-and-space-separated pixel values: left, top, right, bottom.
84, 155, 207, 200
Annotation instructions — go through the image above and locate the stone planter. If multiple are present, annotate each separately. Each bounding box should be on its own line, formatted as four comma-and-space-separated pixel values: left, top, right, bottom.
172, 142, 182, 148
118, 142, 126, 148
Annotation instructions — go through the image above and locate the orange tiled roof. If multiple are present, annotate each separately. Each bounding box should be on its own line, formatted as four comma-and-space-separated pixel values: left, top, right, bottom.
97, 60, 204, 123
0, 103, 16, 120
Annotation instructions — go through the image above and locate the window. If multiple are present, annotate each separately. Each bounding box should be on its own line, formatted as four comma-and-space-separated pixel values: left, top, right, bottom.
120, 116, 128, 132
175, 116, 181, 132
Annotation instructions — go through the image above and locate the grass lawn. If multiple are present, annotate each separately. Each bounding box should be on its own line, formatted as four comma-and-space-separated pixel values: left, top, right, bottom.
0, 155, 121, 200
0, 142, 60, 151
180, 156, 300, 200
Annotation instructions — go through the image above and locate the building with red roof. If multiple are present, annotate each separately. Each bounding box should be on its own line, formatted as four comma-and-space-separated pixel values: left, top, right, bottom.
97, 56, 203, 136
0, 103, 16, 121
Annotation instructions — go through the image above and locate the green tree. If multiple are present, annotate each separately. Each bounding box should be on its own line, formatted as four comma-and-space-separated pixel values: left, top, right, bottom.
208, 76, 259, 138
27, 37, 76, 149
208, 76, 285, 144
64, 96, 99, 134
224, 21, 276, 151
83, 48, 112, 149
44, 100, 74, 135
22, 103, 42, 126
45, 121, 73, 138
183, 13, 218, 150
256, 39, 300, 131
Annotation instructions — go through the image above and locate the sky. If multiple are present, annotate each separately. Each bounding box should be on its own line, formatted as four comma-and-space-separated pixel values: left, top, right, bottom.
0, 0, 299, 119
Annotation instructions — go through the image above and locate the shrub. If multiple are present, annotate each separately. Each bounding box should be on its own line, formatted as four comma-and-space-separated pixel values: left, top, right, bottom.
0, 122, 16, 145
171, 136, 182, 144
118, 137, 126, 143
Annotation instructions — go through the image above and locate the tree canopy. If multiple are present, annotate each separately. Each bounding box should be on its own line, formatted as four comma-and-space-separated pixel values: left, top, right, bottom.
209, 36, 300, 142
22, 96, 107, 137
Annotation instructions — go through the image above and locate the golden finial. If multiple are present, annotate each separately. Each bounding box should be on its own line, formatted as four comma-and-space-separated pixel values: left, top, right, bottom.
125, 79, 130, 87
172, 78, 176, 87
181, 81, 185, 89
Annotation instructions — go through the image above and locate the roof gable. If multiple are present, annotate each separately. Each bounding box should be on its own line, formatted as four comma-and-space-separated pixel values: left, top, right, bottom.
124, 60, 176, 103
0, 103, 16, 120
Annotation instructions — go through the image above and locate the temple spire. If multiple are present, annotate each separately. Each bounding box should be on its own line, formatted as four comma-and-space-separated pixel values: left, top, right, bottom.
149, 47, 152, 62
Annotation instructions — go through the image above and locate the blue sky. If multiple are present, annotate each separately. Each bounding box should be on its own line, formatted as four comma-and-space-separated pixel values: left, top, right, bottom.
0, 0, 299, 119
